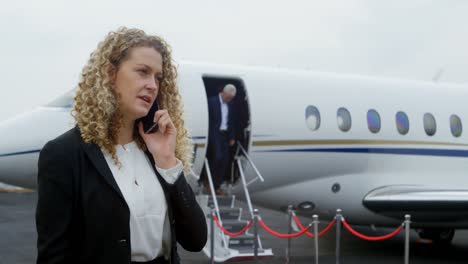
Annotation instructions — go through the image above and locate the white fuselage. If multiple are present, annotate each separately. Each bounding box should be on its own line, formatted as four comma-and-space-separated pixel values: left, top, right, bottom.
1, 62, 468, 228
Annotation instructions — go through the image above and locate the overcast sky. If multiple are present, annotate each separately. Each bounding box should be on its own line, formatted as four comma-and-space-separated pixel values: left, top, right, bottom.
1, 0, 468, 122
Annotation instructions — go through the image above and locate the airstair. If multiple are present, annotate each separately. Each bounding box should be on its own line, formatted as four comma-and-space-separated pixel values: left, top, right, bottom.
194, 143, 274, 262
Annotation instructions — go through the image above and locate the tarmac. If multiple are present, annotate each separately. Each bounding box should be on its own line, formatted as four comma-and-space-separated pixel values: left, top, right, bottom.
1, 190, 468, 263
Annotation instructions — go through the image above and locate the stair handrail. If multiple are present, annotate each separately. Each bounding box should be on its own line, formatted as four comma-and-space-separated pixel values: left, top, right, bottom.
237, 159, 255, 219
237, 142, 265, 186
204, 158, 228, 247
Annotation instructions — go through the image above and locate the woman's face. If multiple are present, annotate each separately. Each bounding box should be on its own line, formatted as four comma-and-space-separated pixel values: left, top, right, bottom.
113, 46, 163, 122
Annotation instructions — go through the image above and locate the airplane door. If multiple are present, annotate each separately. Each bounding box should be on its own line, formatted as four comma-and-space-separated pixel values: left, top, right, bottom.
177, 68, 209, 176
201, 75, 251, 185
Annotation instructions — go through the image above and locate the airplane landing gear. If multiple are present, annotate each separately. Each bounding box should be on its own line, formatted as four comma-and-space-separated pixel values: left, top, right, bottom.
418, 228, 455, 245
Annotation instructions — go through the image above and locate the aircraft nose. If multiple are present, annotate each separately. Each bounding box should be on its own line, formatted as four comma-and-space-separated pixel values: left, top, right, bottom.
0, 114, 42, 189
0, 104, 76, 188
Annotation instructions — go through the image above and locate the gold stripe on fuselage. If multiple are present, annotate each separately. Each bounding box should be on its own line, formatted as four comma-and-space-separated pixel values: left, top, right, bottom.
194, 139, 468, 149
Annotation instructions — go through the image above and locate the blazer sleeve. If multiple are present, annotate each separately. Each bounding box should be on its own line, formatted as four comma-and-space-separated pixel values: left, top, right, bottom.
36, 140, 75, 264
167, 173, 207, 251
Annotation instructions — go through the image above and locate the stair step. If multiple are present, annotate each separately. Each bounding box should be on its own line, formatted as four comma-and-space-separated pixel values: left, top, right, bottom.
219, 219, 251, 233
198, 192, 275, 261
208, 196, 235, 208
219, 207, 242, 220
236, 248, 268, 254
228, 234, 256, 248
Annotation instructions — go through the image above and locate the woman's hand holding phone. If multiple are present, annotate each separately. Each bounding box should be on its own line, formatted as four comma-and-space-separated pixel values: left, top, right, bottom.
138, 109, 177, 169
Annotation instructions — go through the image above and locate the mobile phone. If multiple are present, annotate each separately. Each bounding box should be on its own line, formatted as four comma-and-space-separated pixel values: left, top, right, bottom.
137, 98, 159, 134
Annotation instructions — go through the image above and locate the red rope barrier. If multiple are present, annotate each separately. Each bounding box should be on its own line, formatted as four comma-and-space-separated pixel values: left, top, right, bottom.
293, 215, 336, 237
212, 209, 403, 242
213, 215, 253, 237
341, 218, 403, 241
258, 218, 312, 238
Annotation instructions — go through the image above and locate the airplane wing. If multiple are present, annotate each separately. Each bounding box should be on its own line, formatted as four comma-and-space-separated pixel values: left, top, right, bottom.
363, 185, 468, 223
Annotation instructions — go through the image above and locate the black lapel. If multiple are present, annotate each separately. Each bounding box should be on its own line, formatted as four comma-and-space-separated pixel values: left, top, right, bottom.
215, 96, 222, 122
80, 139, 126, 202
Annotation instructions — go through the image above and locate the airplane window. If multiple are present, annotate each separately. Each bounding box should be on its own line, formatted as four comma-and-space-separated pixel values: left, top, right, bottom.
337, 107, 351, 132
46, 90, 75, 108
396, 111, 409, 135
305, 105, 320, 131
450, 114, 462, 137
367, 109, 381, 133
423, 113, 437, 136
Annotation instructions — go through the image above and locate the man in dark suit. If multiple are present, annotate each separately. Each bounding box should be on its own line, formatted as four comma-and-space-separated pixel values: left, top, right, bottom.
207, 84, 237, 195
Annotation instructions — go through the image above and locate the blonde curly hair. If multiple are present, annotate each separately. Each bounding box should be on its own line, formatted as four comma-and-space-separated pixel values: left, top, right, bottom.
72, 27, 193, 173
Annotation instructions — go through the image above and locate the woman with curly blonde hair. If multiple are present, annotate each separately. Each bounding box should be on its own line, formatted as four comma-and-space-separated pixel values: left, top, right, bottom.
36, 27, 207, 264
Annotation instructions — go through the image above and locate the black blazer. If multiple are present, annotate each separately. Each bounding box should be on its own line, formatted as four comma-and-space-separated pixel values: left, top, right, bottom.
207, 95, 235, 146
35, 126, 207, 264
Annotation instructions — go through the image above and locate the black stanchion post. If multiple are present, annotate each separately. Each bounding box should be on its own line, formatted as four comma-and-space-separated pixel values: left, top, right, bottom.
335, 209, 342, 264
210, 206, 215, 264
404, 214, 411, 264
313, 214, 319, 264
286, 205, 293, 264
254, 208, 259, 260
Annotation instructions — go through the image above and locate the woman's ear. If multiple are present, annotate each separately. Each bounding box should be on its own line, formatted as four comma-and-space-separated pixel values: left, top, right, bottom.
107, 64, 117, 86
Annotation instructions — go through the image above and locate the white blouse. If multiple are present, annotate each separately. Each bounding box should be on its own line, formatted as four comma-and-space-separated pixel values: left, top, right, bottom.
101, 141, 182, 262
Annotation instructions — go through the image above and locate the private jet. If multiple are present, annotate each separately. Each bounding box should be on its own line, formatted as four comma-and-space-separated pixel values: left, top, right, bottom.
1, 62, 467, 260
